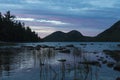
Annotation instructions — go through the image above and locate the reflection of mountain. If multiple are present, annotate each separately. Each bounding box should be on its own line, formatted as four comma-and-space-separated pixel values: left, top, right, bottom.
43, 30, 92, 42
44, 21, 120, 42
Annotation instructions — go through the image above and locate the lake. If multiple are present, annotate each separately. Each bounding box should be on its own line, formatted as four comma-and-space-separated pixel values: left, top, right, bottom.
0, 42, 120, 80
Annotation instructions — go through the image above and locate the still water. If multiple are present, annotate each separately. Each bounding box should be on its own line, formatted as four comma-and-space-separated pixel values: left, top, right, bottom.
0, 42, 120, 80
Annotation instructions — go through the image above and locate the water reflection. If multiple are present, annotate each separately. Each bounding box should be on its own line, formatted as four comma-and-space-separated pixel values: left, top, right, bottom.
0, 43, 120, 80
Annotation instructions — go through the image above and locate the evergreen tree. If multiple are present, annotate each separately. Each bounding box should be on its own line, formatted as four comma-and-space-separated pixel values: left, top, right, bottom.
0, 11, 41, 42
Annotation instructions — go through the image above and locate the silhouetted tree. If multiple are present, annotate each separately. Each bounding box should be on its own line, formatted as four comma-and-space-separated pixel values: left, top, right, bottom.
4, 11, 15, 21
0, 11, 41, 42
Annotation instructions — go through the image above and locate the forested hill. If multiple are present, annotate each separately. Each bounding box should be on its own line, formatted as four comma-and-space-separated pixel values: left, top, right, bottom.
0, 11, 41, 42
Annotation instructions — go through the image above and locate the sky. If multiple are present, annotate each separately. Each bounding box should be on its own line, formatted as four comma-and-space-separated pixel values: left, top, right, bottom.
0, 0, 120, 38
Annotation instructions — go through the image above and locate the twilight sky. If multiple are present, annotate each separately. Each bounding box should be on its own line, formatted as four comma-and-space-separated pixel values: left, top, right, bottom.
0, 0, 120, 38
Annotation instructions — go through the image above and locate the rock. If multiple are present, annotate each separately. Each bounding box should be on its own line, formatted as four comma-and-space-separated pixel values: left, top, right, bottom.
41, 45, 49, 48
59, 49, 70, 53
35, 45, 41, 50
114, 62, 120, 71
55, 46, 65, 50
93, 52, 97, 54
66, 44, 74, 47
117, 44, 120, 47
102, 60, 107, 64
107, 62, 115, 68
22, 46, 34, 50
116, 77, 120, 80
78, 61, 100, 66
80, 44, 87, 46
58, 59, 66, 62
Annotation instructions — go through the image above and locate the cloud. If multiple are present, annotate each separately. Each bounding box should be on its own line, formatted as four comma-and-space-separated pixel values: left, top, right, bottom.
0, 0, 23, 4
15, 17, 69, 25
30, 26, 57, 38
0, 4, 23, 10
25, 0, 44, 4
15, 18, 35, 21
30, 26, 56, 32
38, 20, 68, 25
1, 0, 120, 37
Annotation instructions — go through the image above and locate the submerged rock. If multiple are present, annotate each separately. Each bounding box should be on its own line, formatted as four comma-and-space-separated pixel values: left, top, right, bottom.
41, 45, 49, 48
93, 52, 97, 54
78, 61, 100, 66
35, 45, 41, 50
80, 44, 87, 45
58, 59, 66, 62
117, 44, 120, 47
114, 62, 120, 71
107, 62, 115, 68
102, 60, 107, 64
55, 46, 65, 50
66, 44, 74, 47
21, 46, 34, 50
103, 50, 120, 62
116, 77, 120, 80
59, 49, 70, 53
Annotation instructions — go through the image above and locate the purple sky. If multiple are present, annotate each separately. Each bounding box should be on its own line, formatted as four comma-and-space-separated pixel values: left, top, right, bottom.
0, 0, 120, 38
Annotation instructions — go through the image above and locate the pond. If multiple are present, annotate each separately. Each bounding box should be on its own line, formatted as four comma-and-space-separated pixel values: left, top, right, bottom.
0, 42, 120, 80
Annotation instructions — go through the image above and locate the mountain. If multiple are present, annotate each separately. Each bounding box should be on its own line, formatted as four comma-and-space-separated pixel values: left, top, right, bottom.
43, 30, 92, 42
65, 30, 83, 41
43, 31, 66, 42
43, 21, 120, 42
96, 20, 120, 41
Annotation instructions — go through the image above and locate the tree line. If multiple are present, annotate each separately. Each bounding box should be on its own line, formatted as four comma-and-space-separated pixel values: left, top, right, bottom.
0, 11, 41, 42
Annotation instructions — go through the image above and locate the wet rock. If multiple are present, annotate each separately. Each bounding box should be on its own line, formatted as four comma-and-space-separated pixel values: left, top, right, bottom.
93, 52, 97, 54
97, 58, 104, 62
114, 63, 120, 71
96, 55, 99, 57
66, 44, 74, 47
100, 56, 104, 59
80, 44, 87, 46
22, 46, 34, 50
117, 44, 120, 47
55, 46, 65, 50
102, 60, 107, 64
58, 59, 66, 62
90, 43, 94, 45
97, 58, 101, 61
107, 62, 115, 68
103, 50, 112, 54
35, 45, 41, 50
78, 61, 100, 66
103, 50, 120, 62
106, 56, 109, 58
116, 77, 120, 80
41, 45, 49, 48
59, 49, 70, 53
48, 46, 55, 49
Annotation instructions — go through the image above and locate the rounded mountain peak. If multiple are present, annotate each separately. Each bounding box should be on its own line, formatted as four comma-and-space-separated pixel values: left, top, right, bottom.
68, 30, 83, 36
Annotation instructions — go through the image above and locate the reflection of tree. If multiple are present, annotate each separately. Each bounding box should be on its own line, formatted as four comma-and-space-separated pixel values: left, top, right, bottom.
0, 51, 13, 76
77, 56, 100, 80
36, 48, 57, 80
0, 49, 23, 77
0, 46, 101, 80
0, 54, 3, 79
